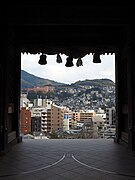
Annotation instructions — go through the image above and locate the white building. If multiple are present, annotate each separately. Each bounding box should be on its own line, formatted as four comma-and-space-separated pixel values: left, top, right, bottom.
34, 97, 53, 108
63, 113, 70, 132
20, 93, 31, 108
96, 108, 106, 120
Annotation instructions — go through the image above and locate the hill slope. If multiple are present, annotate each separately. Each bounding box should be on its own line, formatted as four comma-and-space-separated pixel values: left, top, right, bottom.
21, 70, 65, 89
72, 79, 115, 87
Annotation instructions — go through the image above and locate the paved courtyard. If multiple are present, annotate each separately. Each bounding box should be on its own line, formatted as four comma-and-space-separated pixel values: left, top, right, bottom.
0, 139, 135, 180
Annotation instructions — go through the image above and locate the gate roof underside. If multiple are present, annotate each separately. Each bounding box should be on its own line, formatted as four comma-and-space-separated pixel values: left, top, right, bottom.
5, 2, 135, 58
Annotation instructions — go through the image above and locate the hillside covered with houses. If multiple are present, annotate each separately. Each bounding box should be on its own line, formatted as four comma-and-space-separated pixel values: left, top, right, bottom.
20, 70, 116, 139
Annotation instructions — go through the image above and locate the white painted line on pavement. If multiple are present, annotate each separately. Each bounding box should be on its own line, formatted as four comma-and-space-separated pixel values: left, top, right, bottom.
72, 154, 135, 178
0, 154, 66, 178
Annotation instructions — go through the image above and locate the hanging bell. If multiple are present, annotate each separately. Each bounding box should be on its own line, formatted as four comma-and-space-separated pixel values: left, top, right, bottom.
76, 58, 83, 67
38, 54, 47, 65
93, 53, 101, 63
56, 54, 62, 63
65, 56, 74, 67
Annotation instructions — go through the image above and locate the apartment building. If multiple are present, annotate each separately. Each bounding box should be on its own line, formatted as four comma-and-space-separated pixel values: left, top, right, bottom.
83, 116, 105, 138
20, 107, 31, 135
20, 92, 32, 108
33, 97, 52, 108
79, 110, 96, 123
63, 113, 70, 132
31, 107, 45, 133
51, 104, 65, 133
31, 98, 53, 133
106, 107, 116, 125
31, 116, 41, 133
72, 112, 80, 121
32, 102, 68, 134
69, 112, 79, 129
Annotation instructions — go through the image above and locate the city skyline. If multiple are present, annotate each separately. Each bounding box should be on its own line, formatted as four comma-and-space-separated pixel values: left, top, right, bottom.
21, 53, 115, 85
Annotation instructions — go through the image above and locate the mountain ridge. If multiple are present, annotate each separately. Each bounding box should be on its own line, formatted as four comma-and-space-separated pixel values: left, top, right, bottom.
21, 70, 115, 89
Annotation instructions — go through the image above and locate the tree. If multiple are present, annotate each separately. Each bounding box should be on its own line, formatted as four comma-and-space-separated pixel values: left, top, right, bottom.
50, 130, 58, 139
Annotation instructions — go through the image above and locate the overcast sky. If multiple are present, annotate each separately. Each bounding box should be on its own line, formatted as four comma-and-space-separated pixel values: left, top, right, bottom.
21, 53, 115, 85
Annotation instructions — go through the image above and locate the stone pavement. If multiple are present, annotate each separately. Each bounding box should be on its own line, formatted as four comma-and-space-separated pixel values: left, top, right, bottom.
0, 139, 135, 180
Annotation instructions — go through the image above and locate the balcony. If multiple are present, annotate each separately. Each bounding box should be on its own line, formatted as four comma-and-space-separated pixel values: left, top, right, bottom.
41, 121, 47, 125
